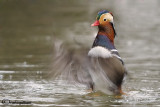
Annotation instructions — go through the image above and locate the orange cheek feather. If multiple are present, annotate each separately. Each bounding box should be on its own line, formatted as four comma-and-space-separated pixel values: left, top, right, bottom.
99, 22, 115, 44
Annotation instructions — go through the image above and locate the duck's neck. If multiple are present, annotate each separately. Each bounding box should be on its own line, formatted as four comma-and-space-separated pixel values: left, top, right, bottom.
97, 22, 115, 44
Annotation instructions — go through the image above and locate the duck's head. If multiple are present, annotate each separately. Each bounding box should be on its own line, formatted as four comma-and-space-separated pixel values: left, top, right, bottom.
91, 10, 116, 42
91, 10, 113, 27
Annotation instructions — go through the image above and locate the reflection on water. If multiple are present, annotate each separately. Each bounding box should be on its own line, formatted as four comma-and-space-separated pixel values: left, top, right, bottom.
0, 0, 160, 106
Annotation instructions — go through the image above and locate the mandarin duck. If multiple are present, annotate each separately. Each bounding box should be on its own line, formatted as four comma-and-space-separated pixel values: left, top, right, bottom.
52, 10, 127, 95
87, 10, 127, 95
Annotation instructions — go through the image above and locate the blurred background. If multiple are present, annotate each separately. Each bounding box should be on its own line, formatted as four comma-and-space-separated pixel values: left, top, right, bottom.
0, 0, 160, 106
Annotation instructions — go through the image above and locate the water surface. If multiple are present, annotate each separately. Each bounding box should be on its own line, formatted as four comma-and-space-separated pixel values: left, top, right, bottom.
0, 0, 160, 106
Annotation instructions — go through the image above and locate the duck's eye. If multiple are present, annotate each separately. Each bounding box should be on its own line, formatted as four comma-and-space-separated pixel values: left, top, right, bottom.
104, 19, 106, 21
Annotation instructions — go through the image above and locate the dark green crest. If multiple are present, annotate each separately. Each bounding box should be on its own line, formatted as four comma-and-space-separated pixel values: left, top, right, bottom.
96, 10, 109, 20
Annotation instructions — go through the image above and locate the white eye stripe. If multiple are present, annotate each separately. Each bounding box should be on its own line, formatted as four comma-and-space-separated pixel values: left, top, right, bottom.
99, 13, 114, 24
107, 13, 113, 21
